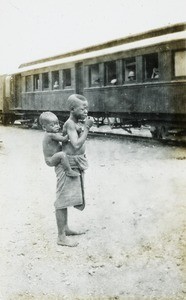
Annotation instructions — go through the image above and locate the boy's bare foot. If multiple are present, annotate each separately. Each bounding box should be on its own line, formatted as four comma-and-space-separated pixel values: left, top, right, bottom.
66, 228, 87, 236
57, 237, 78, 247
65, 170, 80, 177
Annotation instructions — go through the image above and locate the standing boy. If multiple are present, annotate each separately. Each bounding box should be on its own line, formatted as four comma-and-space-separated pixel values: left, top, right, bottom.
55, 94, 93, 247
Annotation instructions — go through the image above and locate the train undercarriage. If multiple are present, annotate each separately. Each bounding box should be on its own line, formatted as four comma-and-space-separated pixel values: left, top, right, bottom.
1, 109, 186, 141
91, 112, 186, 140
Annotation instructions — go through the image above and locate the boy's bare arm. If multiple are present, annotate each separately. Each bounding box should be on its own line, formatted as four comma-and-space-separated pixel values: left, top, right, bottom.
67, 118, 93, 150
50, 133, 68, 142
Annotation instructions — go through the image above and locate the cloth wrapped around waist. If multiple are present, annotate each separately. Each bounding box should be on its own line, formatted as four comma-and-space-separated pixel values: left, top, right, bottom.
54, 154, 88, 210
67, 154, 88, 170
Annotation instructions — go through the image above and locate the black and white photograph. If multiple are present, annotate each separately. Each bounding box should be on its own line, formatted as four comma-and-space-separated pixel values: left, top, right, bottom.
0, 0, 186, 299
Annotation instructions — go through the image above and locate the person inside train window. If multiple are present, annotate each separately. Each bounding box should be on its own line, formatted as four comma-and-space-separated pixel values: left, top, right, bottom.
53, 81, 59, 89
151, 68, 159, 79
110, 78, 117, 85
128, 71, 135, 81
39, 111, 79, 177
94, 78, 100, 84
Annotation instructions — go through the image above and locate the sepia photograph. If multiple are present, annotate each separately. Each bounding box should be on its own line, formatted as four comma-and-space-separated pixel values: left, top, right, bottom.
0, 0, 186, 299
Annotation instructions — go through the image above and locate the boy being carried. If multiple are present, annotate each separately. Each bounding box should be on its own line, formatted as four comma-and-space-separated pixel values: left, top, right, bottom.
39, 111, 79, 177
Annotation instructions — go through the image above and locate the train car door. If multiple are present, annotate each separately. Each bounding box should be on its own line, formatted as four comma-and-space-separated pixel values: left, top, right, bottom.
3, 76, 11, 123
14, 75, 22, 108
75, 62, 84, 95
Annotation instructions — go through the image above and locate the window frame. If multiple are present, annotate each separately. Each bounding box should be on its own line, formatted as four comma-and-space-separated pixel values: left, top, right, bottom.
123, 57, 136, 83
25, 75, 32, 92
63, 68, 72, 89
52, 70, 60, 90
42, 72, 49, 90
33, 74, 40, 91
143, 53, 159, 81
89, 63, 100, 87
104, 61, 117, 86
173, 49, 186, 78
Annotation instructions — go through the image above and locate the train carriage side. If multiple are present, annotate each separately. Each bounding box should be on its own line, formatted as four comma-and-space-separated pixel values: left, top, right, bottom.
12, 56, 105, 126
10, 23, 186, 138
82, 36, 186, 138
12, 62, 78, 126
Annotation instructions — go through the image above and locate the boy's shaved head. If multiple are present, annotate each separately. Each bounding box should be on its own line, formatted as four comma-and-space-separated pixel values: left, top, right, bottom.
67, 94, 87, 110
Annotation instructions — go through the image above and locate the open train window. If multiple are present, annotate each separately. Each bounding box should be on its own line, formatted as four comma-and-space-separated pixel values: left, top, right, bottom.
63, 69, 71, 88
143, 53, 159, 80
104, 61, 117, 86
123, 57, 136, 82
89, 64, 100, 87
34, 74, 39, 91
174, 50, 186, 77
26, 76, 32, 92
42, 72, 49, 90
52, 71, 59, 90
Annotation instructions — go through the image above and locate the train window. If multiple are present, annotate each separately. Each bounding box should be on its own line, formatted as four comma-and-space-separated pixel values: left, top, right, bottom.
52, 71, 59, 90
143, 53, 159, 80
123, 57, 136, 82
104, 61, 117, 86
89, 64, 100, 87
174, 50, 186, 77
42, 72, 49, 90
26, 76, 32, 92
34, 74, 39, 90
63, 69, 71, 88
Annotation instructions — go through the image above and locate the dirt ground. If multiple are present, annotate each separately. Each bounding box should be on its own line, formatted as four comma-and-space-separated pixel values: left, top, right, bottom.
0, 125, 186, 300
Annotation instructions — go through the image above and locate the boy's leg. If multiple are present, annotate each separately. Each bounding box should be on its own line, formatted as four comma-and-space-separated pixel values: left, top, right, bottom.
55, 208, 78, 247
60, 153, 79, 177
65, 209, 86, 236
50, 152, 79, 177
48, 153, 61, 166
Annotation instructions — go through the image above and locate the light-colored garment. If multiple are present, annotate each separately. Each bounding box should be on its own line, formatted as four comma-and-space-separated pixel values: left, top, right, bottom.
54, 154, 88, 210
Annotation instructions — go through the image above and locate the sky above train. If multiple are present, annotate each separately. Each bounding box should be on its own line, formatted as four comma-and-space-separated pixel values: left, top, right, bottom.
0, 0, 185, 74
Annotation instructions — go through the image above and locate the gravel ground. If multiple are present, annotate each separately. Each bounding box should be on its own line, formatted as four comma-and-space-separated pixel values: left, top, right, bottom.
0, 125, 186, 300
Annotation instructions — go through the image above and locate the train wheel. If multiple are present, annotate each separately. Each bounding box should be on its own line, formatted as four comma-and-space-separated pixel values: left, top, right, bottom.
2, 115, 9, 125
10, 115, 16, 125
93, 117, 105, 127
159, 126, 167, 139
150, 126, 167, 139
150, 126, 159, 139
31, 117, 41, 129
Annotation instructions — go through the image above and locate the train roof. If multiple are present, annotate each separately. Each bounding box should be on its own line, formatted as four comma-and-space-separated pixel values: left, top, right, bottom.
14, 22, 186, 74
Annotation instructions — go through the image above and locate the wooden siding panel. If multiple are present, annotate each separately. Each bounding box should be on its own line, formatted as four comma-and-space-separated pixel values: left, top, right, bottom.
21, 90, 75, 112
84, 83, 186, 115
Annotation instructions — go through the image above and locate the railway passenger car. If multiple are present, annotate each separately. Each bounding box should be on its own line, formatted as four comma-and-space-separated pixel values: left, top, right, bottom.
1, 22, 186, 138
0, 75, 15, 125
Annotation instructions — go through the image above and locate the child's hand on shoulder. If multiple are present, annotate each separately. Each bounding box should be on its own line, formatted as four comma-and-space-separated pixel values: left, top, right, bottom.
62, 134, 69, 142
